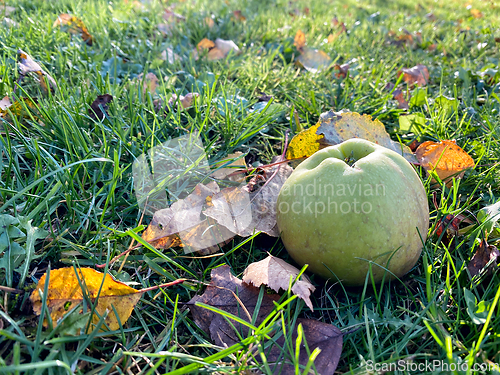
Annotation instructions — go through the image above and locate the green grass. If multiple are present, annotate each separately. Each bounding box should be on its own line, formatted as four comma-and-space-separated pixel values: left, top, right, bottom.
1, 0, 500, 373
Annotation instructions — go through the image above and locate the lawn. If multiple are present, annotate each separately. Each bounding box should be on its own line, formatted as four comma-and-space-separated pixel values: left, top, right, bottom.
1, 0, 500, 373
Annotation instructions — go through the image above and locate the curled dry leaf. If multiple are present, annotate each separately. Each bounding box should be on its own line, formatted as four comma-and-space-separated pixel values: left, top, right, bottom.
393, 88, 409, 109
467, 239, 499, 278
30, 267, 141, 332
205, 157, 293, 237
416, 140, 474, 187
243, 255, 316, 311
188, 265, 343, 374
18, 49, 57, 93
399, 64, 429, 86
88, 94, 113, 120
53, 14, 93, 46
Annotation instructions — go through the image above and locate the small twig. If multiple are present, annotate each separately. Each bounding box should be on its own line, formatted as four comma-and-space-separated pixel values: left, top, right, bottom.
138, 278, 187, 294
0, 285, 23, 294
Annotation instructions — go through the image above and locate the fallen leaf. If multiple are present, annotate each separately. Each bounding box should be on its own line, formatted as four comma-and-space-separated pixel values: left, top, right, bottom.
30, 267, 141, 332
416, 140, 474, 186
232, 10, 246, 22
88, 94, 113, 121
53, 14, 93, 46
470, 9, 483, 18
334, 63, 350, 79
467, 239, 499, 278
194, 38, 239, 61
157, 9, 185, 36
205, 157, 293, 237
210, 152, 247, 181
204, 16, 215, 28
477, 200, 500, 234
316, 110, 416, 162
18, 49, 57, 93
188, 265, 342, 374
294, 29, 306, 51
0, 96, 11, 110
398, 64, 429, 86
243, 255, 315, 311
434, 213, 470, 245
0, 4, 15, 16
142, 182, 235, 253
0, 97, 38, 119
160, 48, 179, 64
393, 89, 409, 109
134, 72, 159, 95
168, 92, 199, 110
286, 123, 323, 159
294, 30, 332, 73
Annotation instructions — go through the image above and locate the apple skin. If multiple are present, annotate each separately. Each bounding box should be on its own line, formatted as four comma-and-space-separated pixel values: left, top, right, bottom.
276, 138, 429, 286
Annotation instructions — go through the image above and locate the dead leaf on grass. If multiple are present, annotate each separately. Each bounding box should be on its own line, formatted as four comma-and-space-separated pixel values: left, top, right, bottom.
194, 38, 240, 61
18, 49, 57, 93
53, 14, 93, 46
243, 255, 316, 311
470, 9, 483, 18
188, 265, 343, 374
168, 92, 199, 110
294, 30, 332, 73
0, 96, 11, 111
134, 72, 159, 95
88, 94, 113, 120
416, 140, 474, 186
30, 267, 141, 332
158, 8, 185, 35
334, 63, 349, 79
399, 64, 429, 87
231, 10, 246, 22
467, 239, 499, 278
393, 89, 409, 109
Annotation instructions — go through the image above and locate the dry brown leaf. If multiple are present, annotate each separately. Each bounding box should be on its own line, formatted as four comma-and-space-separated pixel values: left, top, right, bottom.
142, 182, 235, 253
393, 89, 409, 109
134, 72, 159, 95
243, 255, 316, 311
168, 92, 199, 110
232, 10, 246, 22
188, 265, 343, 374
334, 63, 350, 78
470, 9, 483, 18
204, 16, 215, 28
294, 29, 306, 51
18, 49, 57, 93
399, 64, 429, 86
467, 239, 499, 278
30, 267, 141, 332
205, 157, 292, 237
88, 94, 113, 120
194, 38, 239, 61
416, 140, 474, 186
53, 14, 93, 46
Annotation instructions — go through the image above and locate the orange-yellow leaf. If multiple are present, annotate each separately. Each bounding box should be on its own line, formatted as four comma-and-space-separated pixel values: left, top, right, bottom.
30, 267, 141, 332
286, 123, 323, 159
416, 140, 474, 186
294, 29, 306, 51
197, 38, 215, 50
53, 14, 94, 45
470, 9, 483, 18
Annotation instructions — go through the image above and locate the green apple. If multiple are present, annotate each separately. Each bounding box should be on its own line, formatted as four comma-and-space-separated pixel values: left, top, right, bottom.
276, 138, 429, 286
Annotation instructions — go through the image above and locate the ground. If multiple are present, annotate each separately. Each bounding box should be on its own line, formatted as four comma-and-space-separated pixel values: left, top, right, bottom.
1, 0, 500, 373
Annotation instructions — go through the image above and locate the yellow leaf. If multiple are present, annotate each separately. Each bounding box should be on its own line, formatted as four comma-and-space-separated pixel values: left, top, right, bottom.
30, 267, 141, 332
53, 14, 94, 46
286, 123, 323, 159
416, 140, 474, 187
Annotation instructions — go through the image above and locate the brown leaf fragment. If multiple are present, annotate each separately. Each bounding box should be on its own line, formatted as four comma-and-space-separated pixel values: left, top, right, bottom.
398, 64, 429, 86
53, 14, 93, 45
232, 10, 246, 22
188, 265, 343, 374
0, 96, 11, 111
294, 29, 306, 51
416, 140, 474, 187
168, 92, 199, 110
18, 49, 57, 93
470, 9, 483, 18
243, 255, 316, 311
467, 239, 499, 278
88, 94, 113, 121
334, 63, 350, 78
134, 72, 159, 95
393, 89, 409, 109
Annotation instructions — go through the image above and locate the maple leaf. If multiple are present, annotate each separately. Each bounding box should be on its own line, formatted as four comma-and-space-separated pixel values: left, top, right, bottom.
416, 140, 474, 187
17, 49, 57, 93
88, 94, 113, 121
188, 265, 343, 374
53, 14, 94, 45
243, 255, 316, 311
30, 267, 142, 332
